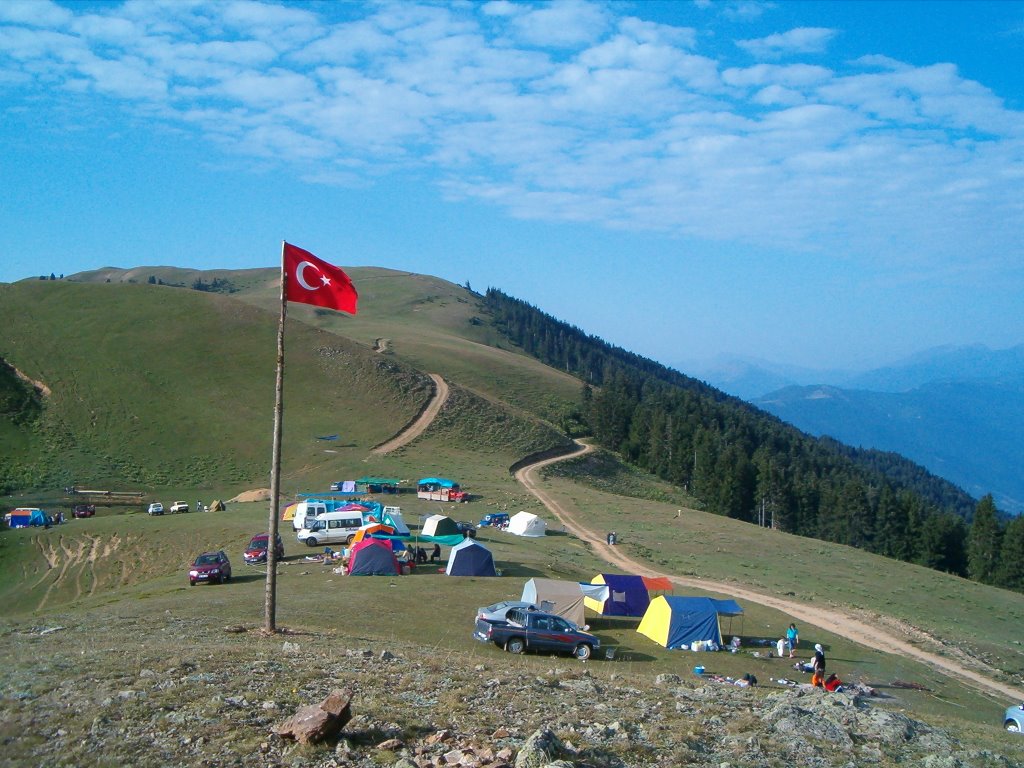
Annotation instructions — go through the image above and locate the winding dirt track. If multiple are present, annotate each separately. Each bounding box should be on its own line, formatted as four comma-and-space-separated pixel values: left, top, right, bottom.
516, 439, 1024, 702
371, 373, 449, 455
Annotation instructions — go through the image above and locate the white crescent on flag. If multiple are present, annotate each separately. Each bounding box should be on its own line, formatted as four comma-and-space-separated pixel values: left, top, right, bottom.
295, 261, 324, 291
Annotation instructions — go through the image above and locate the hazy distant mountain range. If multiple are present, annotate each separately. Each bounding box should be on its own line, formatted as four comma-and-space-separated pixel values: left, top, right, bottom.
686, 345, 1024, 513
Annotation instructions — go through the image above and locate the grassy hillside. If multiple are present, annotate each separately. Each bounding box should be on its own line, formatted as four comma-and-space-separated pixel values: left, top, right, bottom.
66, 266, 584, 427
0, 280, 434, 494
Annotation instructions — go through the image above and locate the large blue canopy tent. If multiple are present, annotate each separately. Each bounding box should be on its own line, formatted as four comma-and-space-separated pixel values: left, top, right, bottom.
637, 596, 744, 649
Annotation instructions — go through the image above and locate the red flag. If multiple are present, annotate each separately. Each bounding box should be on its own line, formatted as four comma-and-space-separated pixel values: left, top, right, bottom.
283, 242, 358, 314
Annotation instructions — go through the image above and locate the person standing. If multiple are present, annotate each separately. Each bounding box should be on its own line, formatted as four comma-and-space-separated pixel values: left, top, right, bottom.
811, 643, 826, 687
786, 623, 800, 658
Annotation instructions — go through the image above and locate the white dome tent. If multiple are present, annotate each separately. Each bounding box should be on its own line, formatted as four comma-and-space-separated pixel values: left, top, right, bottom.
506, 510, 547, 537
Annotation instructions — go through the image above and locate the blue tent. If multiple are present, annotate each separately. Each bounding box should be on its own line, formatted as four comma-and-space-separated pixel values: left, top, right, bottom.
7, 508, 49, 528
584, 574, 650, 617
637, 596, 743, 649
445, 538, 496, 577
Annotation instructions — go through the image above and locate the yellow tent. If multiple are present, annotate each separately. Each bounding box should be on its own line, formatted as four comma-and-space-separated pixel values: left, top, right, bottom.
281, 502, 300, 521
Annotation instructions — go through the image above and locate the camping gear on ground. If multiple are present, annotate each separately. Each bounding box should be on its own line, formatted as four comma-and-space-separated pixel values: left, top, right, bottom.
445, 538, 497, 576
583, 574, 651, 617
506, 511, 547, 537
421, 514, 459, 537
209, 499, 226, 511
636, 596, 744, 650
347, 538, 400, 576
520, 578, 609, 628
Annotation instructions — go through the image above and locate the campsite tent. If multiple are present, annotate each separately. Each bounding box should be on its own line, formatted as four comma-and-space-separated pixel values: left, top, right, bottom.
347, 538, 400, 576
6, 508, 49, 528
507, 511, 547, 537
583, 574, 651, 617
382, 507, 410, 535
445, 538, 497, 577
352, 522, 396, 543
421, 514, 459, 537
636, 596, 744, 650
520, 578, 609, 628
281, 502, 300, 522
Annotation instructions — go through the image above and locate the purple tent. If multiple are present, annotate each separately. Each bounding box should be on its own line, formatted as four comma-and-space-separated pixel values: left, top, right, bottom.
588, 574, 650, 617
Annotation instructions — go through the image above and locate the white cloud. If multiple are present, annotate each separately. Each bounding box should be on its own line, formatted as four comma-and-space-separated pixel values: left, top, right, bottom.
723, 1, 775, 22
1, 0, 1021, 273
722, 63, 831, 88
508, 0, 610, 48
738, 27, 837, 58
0, 0, 72, 27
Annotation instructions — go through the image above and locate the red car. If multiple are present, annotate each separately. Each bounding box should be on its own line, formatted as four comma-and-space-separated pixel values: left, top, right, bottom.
243, 533, 285, 565
73, 504, 95, 518
189, 550, 232, 586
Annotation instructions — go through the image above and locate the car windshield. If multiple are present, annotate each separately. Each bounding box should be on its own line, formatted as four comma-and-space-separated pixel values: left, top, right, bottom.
248, 539, 268, 550
194, 554, 220, 566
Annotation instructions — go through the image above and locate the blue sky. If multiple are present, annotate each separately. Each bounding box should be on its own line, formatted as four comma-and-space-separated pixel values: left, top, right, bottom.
2, 0, 1022, 370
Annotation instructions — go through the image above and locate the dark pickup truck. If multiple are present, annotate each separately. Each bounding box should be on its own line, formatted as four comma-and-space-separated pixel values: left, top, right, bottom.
473, 607, 600, 660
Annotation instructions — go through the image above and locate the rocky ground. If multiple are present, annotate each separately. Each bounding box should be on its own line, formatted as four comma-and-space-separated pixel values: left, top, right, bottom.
1, 611, 1019, 768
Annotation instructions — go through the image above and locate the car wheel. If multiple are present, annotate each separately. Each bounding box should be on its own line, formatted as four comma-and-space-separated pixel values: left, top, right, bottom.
305, 538, 318, 547
346, 535, 355, 545
1007, 721, 1021, 733
189, 580, 195, 586
506, 637, 525, 654
574, 643, 593, 661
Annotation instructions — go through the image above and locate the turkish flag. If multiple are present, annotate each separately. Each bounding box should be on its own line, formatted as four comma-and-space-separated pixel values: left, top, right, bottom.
283, 242, 358, 315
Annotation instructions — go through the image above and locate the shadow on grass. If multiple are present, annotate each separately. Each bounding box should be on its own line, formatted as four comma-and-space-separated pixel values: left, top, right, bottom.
229, 573, 267, 584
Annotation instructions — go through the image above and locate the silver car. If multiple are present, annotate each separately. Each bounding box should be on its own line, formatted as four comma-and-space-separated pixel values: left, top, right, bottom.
1006, 703, 1024, 733
476, 600, 537, 622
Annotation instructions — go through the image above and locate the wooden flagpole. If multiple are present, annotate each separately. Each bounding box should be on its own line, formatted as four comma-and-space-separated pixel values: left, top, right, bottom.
265, 242, 287, 632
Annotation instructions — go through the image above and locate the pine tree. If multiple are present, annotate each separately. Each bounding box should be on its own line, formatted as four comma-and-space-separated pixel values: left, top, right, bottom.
967, 494, 1002, 584
996, 515, 1024, 591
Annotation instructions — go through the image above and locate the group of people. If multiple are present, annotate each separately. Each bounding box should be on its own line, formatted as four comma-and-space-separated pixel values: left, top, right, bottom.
783, 623, 843, 691
397, 543, 442, 565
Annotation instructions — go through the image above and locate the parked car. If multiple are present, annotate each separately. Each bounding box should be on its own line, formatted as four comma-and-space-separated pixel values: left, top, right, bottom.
147, 502, 164, 515
169, 501, 189, 513
474, 607, 599, 660
455, 521, 477, 538
478, 512, 509, 529
476, 600, 537, 623
1006, 703, 1024, 733
189, 550, 232, 586
72, 504, 96, 518
243, 532, 285, 565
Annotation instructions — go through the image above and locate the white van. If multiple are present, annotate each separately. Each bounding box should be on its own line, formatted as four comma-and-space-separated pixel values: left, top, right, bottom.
291, 500, 330, 532
297, 511, 364, 547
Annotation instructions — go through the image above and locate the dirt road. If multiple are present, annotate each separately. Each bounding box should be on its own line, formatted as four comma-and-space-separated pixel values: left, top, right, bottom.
371, 373, 449, 455
516, 440, 1024, 702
